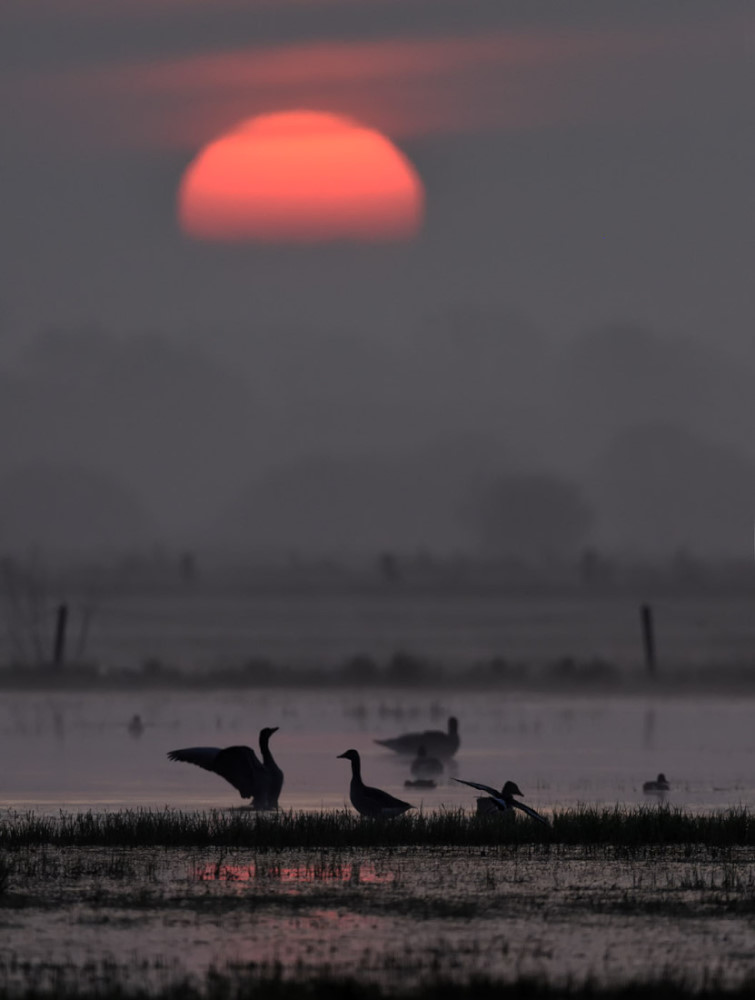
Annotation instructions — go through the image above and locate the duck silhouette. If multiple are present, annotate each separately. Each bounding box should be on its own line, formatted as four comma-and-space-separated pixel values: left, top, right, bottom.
643, 773, 670, 793
455, 778, 549, 824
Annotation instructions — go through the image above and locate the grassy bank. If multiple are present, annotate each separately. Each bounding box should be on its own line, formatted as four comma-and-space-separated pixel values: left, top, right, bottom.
1, 806, 754, 850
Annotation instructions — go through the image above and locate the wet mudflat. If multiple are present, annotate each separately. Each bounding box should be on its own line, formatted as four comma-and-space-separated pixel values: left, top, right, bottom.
2, 841, 755, 995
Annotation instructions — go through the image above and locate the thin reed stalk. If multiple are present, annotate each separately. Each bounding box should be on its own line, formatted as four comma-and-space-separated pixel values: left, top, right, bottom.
0, 806, 753, 850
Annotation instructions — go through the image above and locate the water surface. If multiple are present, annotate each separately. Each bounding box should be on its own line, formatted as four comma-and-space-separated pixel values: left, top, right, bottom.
1, 689, 754, 814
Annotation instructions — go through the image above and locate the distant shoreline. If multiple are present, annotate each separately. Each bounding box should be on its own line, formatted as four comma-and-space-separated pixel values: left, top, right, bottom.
1, 656, 755, 695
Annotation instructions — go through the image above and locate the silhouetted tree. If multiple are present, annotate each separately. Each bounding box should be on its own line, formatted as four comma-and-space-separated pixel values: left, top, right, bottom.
578, 546, 614, 586
589, 421, 755, 556
377, 551, 401, 584
465, 473, 594, 559
179, 551, 197, 584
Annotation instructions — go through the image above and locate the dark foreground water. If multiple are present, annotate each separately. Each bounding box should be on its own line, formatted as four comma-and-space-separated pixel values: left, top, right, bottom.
2, 843, 755, 994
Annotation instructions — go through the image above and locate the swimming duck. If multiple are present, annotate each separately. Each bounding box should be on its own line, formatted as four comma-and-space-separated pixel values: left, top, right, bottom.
643, 773, 670, 793
410, 745, 444, 778
375, 716, 460, 758
455, 778, 549, 824
168, 726, 283, 809
338, 749, 414, 818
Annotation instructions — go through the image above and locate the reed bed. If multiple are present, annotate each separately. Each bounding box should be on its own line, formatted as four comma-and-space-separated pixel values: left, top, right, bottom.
1, 805, 754, 850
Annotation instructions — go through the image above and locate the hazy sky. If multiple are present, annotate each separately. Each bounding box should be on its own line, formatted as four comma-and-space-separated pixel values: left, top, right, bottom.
1, 1, 754, 557
1, 0, 753, 357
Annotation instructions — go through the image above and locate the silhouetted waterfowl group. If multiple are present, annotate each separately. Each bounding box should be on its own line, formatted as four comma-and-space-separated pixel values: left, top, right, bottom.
166, 715, 670, 819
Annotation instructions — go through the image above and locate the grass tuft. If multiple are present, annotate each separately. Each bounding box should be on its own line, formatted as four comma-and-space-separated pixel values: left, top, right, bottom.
0, 806, 753, 850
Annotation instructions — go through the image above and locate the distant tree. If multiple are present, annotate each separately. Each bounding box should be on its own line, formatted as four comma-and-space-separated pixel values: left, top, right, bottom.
179, 550, 198, 584
578, 546, 614, 586
464, 473, 594, 559
589, 421, 755, 557
0, 462, 153, 551
377, 551, 401, 585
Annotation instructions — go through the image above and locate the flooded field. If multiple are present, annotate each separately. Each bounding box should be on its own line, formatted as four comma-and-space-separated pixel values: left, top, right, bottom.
2, 689, 755, 996
2, 843, 755, 994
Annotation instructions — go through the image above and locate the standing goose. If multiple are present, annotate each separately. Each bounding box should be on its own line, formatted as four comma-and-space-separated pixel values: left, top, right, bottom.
643, 773, 670, 793
168, 726, 283, 809
455, 778, 549, 825
375, 716, 460, 758
338, 749, 414, 818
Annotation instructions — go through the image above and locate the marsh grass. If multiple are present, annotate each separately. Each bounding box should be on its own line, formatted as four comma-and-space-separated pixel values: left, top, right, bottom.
1, 806, 754, 850
0, 851, 9, 894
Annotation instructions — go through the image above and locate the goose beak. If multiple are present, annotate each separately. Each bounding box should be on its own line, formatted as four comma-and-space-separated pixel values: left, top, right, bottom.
269, 727, 279, 735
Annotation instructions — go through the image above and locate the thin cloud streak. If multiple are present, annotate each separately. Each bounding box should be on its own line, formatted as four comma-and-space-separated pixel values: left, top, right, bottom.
6, 17, 751, 152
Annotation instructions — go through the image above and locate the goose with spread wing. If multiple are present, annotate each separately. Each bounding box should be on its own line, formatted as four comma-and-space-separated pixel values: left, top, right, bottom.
455, 778, 549, 824
338, 749, 414, 818
168, 726, 283, 809
375, 716, 459, 758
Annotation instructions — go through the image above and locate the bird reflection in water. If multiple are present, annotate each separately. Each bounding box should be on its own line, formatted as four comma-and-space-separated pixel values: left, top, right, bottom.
127, 714, 144, 739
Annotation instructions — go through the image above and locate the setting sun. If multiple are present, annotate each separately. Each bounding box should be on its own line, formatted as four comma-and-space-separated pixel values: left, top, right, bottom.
177, 111, 424, 243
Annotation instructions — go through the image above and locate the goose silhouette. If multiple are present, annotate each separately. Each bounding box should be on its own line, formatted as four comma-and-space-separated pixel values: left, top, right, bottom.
168, 726, 283, 809
375, 716, 459, 758
338, 749, 414, 818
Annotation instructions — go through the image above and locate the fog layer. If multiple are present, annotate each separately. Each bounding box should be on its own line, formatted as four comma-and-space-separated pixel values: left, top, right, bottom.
0, 321, 752, 558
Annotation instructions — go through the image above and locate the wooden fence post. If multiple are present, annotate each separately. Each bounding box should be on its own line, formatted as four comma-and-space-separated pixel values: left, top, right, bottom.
640, 603, 656, 676
53, 603, 68, 668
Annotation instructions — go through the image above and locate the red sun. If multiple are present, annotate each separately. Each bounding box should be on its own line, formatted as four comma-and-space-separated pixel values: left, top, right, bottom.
177, 111, 424, 243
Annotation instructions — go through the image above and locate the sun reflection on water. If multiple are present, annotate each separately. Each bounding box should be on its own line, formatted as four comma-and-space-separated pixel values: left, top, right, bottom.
195, 861, 394, 885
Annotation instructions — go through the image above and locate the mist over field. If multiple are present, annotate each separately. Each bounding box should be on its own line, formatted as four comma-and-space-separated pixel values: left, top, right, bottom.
0, 320, 752, 561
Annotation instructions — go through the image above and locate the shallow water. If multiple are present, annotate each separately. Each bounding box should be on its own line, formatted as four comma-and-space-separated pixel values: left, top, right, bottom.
2, 845, 755, 993
1, 688, 755, 814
